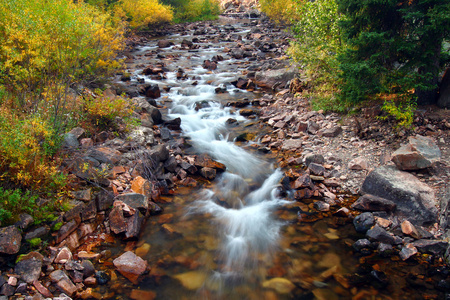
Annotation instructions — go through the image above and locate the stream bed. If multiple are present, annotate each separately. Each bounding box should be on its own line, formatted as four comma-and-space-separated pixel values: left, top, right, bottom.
96, 16, 449, 300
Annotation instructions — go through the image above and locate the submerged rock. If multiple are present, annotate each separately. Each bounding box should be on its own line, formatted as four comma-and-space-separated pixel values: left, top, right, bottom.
262, 277, 296, 294
173, 271, 207, 290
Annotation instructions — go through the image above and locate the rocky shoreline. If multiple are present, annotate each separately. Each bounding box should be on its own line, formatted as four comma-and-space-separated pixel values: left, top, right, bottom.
0, 4, 449, 299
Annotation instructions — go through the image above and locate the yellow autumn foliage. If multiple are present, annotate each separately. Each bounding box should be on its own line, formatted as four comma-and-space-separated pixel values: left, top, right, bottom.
0, 0, 125, 111
116, 0, 173, 30
259, 0, 302, 23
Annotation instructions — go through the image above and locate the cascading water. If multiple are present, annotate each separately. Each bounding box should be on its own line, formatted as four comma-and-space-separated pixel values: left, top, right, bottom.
167, 65, 290, 293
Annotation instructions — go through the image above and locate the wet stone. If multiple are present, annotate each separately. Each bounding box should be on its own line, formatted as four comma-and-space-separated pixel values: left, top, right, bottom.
353, 212, 375, 233
351, 194, 396, 212
366, 224, 396, 244
378, 243, 394, 257
95, 271, 110, 285
353, 239, 371, 252
14, 252, 43, 284
113, 251, 148, 284
399, 245, 418, 260
81, 260, 96, 278
313, 201, 330, 212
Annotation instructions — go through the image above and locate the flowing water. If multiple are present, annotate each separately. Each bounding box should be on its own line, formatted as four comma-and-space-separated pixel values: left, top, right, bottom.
101, 18, 448, 300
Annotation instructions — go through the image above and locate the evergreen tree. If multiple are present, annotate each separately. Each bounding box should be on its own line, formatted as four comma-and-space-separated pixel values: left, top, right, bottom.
337, 0, 450, 105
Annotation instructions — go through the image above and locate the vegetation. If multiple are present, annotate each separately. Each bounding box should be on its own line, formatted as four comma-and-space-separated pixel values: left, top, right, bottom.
115, 0, 173, 30
0, 187, 58, 226
261, 0, 450, 127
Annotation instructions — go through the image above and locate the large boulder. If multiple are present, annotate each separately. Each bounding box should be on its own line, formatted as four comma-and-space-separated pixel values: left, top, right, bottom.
391, 135, 441, 170
254, 65, 299, 91
0, 226, 22, 254
15, 252, 44, 284
361, 165, 438, 225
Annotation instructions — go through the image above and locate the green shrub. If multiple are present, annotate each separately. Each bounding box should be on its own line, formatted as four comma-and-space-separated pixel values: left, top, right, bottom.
170, 0, 221, 23
28, 238, 42, 248
0, 188, 60, 226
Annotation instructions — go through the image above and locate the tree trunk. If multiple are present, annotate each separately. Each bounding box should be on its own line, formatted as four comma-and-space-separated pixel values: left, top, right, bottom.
415, 39, 442, 106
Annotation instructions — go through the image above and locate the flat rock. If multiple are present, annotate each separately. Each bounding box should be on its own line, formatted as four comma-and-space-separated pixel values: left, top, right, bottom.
348, 157, 368, 170
49, 270, 77, 297
15, 252, 43, 283
281, 139, 302, 151
115, 193, 148, 211
411, 239, 448, 255
173, 271, 207, 290
320, 126, 343, 137
0, 226, 22, 255
361, 165, 438, 225
113, 251, 148, 284
262, 277, 296, 294
351, 194, 396, 212
399, 245, 418, 260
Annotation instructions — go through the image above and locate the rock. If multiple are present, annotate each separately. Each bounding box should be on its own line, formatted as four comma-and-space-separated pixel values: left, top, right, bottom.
63, 133, 79, 148
130, 289, 157, 300
281, 139, 302, 151
313, 201, 330, 212
304, 154, 325, 167
81, 260, 96, 278
149, 144, 170, 163
113, 251, 148, 284
366, 224, 396, 244
254, 65, 299, 91
411, 239, 448, 255
352, 239, 371, 252
96, 191, 115, 211
127, 127, 156, 146
174, 271, 207, 290
125, 211, 144, 239
115, 193, 148, 211
348, 157, 368, 170
293, 173, 312, 189
0, 226, 22, 254
69, 127, 85, 140
17, 213, 34, 230
194, 153, 226, 171
399, 245, 418, 260
199, 167, 216, 180
361, 165, 438, 225
262, 277, 296, 294
49, 270, 78, 297
80, 138, 94, 148
401, 220, 420, 239
0, 284, 14, 297
308, 163, 325, 176
95, 271, 110, 285
131, 176, 152, 198
157, 40, 173, 48
56, 220, 78, 244
202, 60, 217, 70
144, 84, 161, 99
83, 276, 97, 286
438, 67, 450, 108
33, 280, 53, 298
320, 126, 343, 137
377, 243, 394, 257
109, 206, 128, 234
230, 48, 244, 59
55, 247, 73, 264
391, 135, 441, 170
15, 252, 43, 283
351, 194, 396, 212
353, 212, 375, 233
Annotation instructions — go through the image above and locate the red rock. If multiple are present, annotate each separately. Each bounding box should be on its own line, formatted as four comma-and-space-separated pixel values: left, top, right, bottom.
113, 251, 148, 284
0, 226, 22, 254
33, 280, 53, 298
131, 176, 152, 198
54, 247, 73, 264
109, 206, 128, 234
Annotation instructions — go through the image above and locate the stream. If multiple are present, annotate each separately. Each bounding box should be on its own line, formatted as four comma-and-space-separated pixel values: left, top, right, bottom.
99, 16, 448, 300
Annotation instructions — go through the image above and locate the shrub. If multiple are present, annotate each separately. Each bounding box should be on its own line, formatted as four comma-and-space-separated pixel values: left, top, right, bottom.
259, 0, 301, 23
0, 108, 67, 194
172, 0, 221, 23
288, 0, 347, 111
0, 187, 59, 226
115, 0, 173, 30
0, 0, 125, 132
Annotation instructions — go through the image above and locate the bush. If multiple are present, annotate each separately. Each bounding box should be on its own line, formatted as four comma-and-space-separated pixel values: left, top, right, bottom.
259, 0, 301, 23
0, 0, 125, 132
0, 108, 66, 194
0, 188, 59, 226
288, 0, 347, 112
172, 0, 221, 23
115, 0, 173, 30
